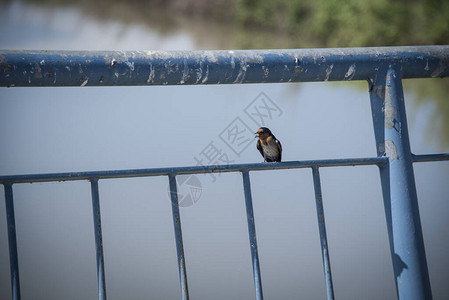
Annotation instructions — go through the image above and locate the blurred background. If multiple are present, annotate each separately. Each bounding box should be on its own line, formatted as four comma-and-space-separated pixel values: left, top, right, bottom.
0, 0, 448, 299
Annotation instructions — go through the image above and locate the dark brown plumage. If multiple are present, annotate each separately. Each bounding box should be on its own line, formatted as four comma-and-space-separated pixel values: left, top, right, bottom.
256, 127, 282, 162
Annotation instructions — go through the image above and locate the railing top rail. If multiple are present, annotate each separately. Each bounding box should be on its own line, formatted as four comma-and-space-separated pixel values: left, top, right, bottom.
1, 46, 448, 87
0, 157, 388, 184
2, 154, 447, 184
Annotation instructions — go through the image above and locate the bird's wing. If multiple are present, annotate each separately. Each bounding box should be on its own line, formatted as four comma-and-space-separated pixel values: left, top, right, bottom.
257, 140, 264, 158
275, 138, 282, 161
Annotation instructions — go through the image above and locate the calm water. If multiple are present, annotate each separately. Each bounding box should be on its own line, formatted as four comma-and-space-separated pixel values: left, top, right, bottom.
0, 1, 448, 299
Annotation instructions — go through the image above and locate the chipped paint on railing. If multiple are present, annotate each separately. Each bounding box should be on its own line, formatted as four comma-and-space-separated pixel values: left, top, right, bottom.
1, 46, 448, 87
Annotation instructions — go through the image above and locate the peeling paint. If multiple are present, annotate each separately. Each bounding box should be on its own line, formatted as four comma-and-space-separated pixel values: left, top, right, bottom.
180, 60, 189, 84
204, 51, 219, 63
33, 63, 42, 79
201, 65, 209, 84
195, 64, 202, 83
344, 63, 356, 80
385, 140, 398, 160
262, 66, 269, 77
373, 84, 385, 100
384, 86, 396, 129
1, 47, 448, 87
125, 61, 135, 71
147, 64, 155, 83
325, 64, 334, 81
234, 58, 247, 83
431, 61, 445, 78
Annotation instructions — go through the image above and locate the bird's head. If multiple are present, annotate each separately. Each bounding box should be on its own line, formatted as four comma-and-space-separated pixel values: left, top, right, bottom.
255, 127, 272, 140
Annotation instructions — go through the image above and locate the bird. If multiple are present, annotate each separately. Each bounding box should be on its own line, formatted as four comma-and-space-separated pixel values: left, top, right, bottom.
256, 127, 282, 162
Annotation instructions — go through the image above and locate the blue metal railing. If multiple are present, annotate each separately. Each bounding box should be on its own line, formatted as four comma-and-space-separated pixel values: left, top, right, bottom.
1, 46, 449, 300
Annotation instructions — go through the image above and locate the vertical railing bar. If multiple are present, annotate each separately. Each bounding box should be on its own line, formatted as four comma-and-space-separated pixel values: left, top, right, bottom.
382, 68, 432, 299
90, 178, 107, 300
168, 174, 189, 300
368, 73, 400, 298
241, 170, 264, 300
4, 183, 21, 300
311, 167, 335, 300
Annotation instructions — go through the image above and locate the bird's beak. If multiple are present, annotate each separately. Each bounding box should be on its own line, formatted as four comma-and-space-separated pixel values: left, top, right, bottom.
255, 133, 259, 138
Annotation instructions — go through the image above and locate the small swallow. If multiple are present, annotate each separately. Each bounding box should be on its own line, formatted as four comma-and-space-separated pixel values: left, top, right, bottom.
256, 127, 282, 162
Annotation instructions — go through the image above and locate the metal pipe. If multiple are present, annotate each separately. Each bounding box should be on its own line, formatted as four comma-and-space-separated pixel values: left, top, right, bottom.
1, 46, 448, 87
384, 68, 432, 299
3, 183, 21, 300
311, 167, 334, 300
242, 171, 263, 300
0, 157, 388, 184
90, 178, 107, 300
168, 174, 189, 300
412, 153, 449, 163
368, 70, 399, 298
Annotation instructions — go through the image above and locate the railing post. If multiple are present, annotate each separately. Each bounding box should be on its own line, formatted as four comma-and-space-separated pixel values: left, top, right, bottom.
369, 68, 432, 299
168, 174, 189, 300
90, 178, 107, 300
4, 183, 21, 300
242, 171, 264, 300
369, 69, 398, 297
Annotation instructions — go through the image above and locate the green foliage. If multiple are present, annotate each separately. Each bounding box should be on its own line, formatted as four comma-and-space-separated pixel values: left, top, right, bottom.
421, 0, 449, 44
233, 0, 449, 47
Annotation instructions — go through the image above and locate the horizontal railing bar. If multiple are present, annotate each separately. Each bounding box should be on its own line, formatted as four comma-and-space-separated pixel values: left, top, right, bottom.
0, 157, 387, 184
412, 153, 449, 163
2, 153, 447, 185
1, 46, 448, 87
